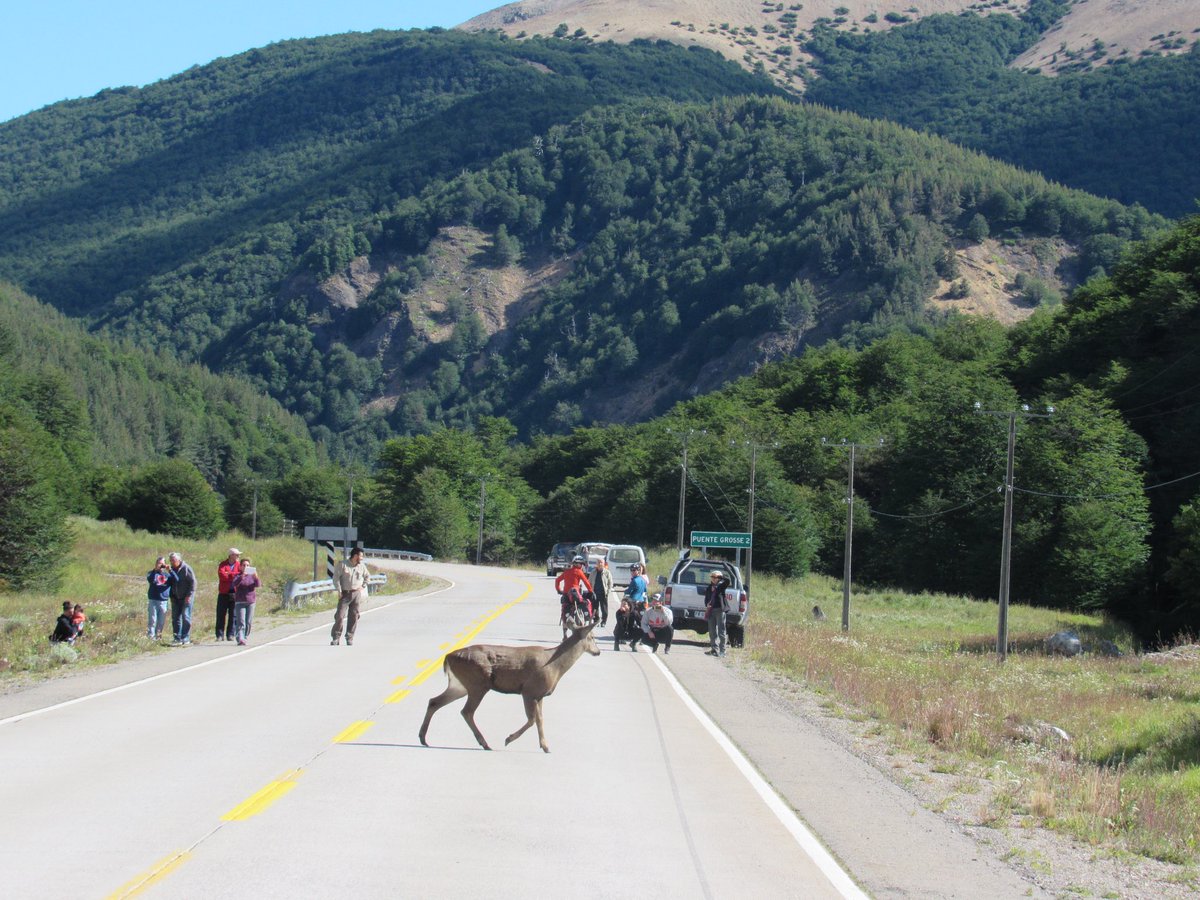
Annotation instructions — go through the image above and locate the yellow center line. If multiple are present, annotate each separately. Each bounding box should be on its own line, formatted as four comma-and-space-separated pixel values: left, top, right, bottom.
221, 778, 299, 821
333, 720, 375, 743
106, 851, 192, 898
108, 583, 535, 898
406, 584, 532, 687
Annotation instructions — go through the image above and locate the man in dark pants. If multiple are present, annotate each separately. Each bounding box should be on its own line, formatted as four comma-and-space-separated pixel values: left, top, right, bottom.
215, 548, 241, 641
168, 551, 197, 645
592, 557, 613, 626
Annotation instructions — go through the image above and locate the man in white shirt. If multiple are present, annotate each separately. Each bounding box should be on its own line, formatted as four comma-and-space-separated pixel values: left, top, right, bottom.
641, 596, 674, 654
330, 547, 370, 646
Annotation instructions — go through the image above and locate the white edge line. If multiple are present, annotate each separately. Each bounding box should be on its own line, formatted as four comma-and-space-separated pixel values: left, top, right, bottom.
650, 655, 869, 900
0, 577, 458, 728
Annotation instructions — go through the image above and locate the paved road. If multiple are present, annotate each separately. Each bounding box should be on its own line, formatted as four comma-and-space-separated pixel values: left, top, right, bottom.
0, 562, 873, 899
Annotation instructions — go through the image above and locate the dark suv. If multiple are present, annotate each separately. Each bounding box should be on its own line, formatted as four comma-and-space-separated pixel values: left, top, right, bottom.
545, 542, 578, 577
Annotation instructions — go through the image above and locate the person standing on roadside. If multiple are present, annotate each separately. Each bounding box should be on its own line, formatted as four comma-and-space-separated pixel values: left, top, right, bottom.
592, 557, 613, 626
704, 570, 730, 657
231, 557, 261, 646
146, 556, 175, 640
168, 551, 197, 645
215, 548, 242, 641
330, 547, 370, 646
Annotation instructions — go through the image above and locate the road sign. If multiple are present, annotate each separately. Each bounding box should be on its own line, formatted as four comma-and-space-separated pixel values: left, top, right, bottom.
303, 526, 358, 542
690, 530, 752, 549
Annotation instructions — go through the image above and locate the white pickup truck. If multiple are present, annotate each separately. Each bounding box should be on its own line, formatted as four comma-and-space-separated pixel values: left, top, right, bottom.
660, 555, 748, 647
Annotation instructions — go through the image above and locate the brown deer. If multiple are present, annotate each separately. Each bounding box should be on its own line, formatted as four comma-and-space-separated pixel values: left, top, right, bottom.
418, 622, 600, 753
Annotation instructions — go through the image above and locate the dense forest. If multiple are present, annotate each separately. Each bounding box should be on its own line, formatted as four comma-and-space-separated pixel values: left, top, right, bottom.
345, 214, 1200, 642
386, 95, 1161, 438
12, 216, 1194, 639
3, 24, 1199, 640
803, 11, 1200, 218
0, 28, 1174, 462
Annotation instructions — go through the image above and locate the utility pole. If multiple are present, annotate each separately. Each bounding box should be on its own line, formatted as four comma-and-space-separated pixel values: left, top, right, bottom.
734, 439, 778, 591
822, 437, 884, 632
974, 402, 1054, 661
251, 486, 258, 541
475, 474, 488, 566
667, 428, 704, 552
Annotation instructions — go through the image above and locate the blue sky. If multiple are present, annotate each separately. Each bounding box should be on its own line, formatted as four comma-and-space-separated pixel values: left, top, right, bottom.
0, 1, 502, 123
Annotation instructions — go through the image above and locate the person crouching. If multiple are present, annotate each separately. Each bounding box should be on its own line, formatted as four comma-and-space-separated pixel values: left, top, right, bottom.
613, 597, 642, 651
641, 595, 674, 654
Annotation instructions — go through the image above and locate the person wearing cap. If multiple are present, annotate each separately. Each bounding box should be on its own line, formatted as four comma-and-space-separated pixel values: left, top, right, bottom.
215, 548, 242, 641
704, 570, 731, 657
641, 594, 674, 654
623, 562, 649, 608
331, 547, 371, 646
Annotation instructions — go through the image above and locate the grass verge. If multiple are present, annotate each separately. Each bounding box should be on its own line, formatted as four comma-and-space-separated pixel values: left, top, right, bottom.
0, 516, 432, 686
646, 547, 1200, 869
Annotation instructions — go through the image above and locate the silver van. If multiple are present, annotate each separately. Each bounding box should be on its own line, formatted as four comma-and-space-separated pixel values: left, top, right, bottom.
606, 544, 646, 589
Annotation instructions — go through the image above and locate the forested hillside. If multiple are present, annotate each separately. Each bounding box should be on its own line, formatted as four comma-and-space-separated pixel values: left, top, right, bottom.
803, 13, 1200, 218
0, 29, 775, 456
342, 95, 1161, 438
0, 28, 1170, 460
0, 282, 319, 587
346, 216, 1198, 639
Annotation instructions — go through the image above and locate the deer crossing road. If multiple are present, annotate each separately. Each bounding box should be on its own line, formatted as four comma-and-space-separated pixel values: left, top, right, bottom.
0, 562, 1038, 898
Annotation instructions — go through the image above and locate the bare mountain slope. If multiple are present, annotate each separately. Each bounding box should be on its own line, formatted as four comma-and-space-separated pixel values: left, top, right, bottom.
459, 0, 1200, 88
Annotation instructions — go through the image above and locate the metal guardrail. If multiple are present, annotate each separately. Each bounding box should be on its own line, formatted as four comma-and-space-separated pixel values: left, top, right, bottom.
361, 547, 433, 561
283, 573, 389, 608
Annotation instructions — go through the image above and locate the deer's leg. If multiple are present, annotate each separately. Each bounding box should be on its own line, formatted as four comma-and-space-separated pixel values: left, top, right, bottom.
504, 694, 538, 747
534, 697, 549, 754
460, 688, 492, 751
418, 675, 467, 746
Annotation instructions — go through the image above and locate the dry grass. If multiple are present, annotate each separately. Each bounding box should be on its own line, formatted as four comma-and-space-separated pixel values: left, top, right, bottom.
646, 545, 1200, 866
0, 517, 430, 684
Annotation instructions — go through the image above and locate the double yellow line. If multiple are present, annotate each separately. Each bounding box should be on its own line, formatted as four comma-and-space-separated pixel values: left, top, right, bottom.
106, 582, 531, 898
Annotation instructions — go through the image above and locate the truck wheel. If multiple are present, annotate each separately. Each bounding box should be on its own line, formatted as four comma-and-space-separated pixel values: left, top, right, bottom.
728, 624, 744, 648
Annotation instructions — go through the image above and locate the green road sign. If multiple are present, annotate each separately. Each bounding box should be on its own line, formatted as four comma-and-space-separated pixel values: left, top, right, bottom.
690, 530, 752, 549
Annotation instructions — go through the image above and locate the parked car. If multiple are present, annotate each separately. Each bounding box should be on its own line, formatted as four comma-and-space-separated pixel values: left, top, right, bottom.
606, 544, 646, 589
661, 555, 748, 647
545, 542, 578, 577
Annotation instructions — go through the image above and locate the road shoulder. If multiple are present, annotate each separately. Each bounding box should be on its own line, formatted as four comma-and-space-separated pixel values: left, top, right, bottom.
664, 645, 1050, 899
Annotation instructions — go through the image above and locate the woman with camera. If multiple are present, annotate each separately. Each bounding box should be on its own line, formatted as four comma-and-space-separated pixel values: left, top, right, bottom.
145, 556, 176, 640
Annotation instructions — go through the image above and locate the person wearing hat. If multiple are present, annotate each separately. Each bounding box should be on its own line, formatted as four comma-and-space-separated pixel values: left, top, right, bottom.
215, 548, 242, 641
331, 547, 371, 646
704, 569, 731, 657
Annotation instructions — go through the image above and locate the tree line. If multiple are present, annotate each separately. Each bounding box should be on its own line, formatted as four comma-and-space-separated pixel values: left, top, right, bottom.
8, 215, 1196, 643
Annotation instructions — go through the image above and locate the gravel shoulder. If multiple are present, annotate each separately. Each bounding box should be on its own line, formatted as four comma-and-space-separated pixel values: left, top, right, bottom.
664, 640, 1197, 899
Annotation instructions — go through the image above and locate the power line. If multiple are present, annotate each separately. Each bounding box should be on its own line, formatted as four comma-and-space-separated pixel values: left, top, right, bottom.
868, 490, 996, 520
